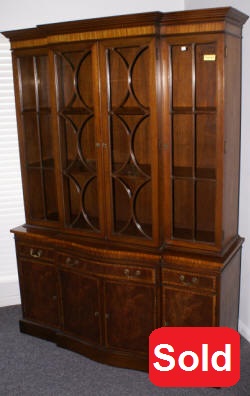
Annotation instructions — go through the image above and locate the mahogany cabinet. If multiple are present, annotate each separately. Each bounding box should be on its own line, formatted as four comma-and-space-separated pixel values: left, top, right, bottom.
3, 7, 248, 371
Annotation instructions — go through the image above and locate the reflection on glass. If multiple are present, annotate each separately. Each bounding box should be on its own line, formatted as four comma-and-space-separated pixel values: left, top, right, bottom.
107, 44, 152, 239
18, 54, 58, 221
171, 43, 217, 243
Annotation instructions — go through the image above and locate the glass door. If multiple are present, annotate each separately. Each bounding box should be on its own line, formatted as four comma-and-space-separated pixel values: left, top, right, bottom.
100, 38, 159, 245
54, 43, 104, 235
16, 50, 59, 224
170, 41, 218, 244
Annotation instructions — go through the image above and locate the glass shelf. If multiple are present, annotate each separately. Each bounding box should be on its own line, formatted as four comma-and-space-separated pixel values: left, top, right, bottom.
173, 228, 215, 243
111, 107, 149, 115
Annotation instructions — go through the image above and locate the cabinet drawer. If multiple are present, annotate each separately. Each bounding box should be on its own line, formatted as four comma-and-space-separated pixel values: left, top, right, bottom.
58, 253, 156, 283
162, 268, 216, 291
16, 243, 54, 262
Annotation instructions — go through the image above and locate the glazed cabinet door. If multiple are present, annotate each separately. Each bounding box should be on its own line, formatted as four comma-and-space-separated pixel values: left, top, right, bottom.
162, 36, 224, 251
103, 280, 157, 353
53, 42, 105, 236
59, 269, 101, 345
99, 37, 160, 246
12, 49, 60, 226
18, 258, 59, 328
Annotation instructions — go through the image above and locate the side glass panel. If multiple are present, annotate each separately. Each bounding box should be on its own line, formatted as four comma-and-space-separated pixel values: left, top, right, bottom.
173, 114, 194, 177
17, 54, 59, 222
196, 114, 216, 178
106, 43, 154, 240
196, 44, 217, 109
170, 42, 217, 243
173, 179, 194, 240
55, 47, 101, 233
172, 44, 193, 109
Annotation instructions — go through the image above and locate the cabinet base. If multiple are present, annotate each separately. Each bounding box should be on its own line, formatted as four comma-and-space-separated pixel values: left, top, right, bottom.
57, 333, 148, 371
19, 319, 58, 342
19, 319, 148, 372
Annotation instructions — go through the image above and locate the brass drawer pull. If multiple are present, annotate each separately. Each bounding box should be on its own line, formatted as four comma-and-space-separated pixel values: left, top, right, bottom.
30, 248, 43, 258
65, 257, 79, 267
94, 311, 99, 317
124, 269, 141, 277
179, 274, 199, 286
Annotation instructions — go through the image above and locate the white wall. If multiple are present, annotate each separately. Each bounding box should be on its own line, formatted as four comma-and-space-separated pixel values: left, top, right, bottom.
185, 0, 250, 342
0, 0, 184, 30
0, 35, 24, 306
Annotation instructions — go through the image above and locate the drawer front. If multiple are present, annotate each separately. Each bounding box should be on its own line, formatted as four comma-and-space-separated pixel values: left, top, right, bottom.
162, 268, 216, 291
57, 253, 156, 283
16, 242, 55, 262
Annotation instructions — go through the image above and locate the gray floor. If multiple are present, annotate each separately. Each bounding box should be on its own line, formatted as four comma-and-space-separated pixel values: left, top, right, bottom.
0, 305, 250, 396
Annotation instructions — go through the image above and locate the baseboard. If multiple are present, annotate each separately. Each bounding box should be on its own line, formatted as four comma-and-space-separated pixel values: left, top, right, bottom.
238, 319, 250, 343
0, 277, 21, 307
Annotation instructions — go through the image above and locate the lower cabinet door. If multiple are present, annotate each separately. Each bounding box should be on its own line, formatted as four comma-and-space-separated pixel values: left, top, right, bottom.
162, 286, 216, 327
19, 259, 59, 328
59, 270, 101, 345
103, 280, 157, 353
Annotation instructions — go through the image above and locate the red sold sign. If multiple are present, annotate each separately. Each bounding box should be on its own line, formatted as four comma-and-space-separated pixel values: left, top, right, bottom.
149, 327, 240, 388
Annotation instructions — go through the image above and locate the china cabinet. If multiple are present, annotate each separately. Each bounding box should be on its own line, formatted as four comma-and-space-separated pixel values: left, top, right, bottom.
3, 6, 248, 371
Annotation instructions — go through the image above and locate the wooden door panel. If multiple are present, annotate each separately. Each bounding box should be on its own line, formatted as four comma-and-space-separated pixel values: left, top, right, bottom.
162, 286, 216, 327
59, 270, 101, 344
19, 259, 59, 328
104, 280, 156, 352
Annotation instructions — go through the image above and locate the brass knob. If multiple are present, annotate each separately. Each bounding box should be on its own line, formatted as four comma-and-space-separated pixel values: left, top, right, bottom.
124, 269, 130, 276
135, 270, 141, 277
179, 274, 185, 282
30, 248, 43, 258
192, 277, 198, 284
94, 311, 99, 317
66, 257, 72, 265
